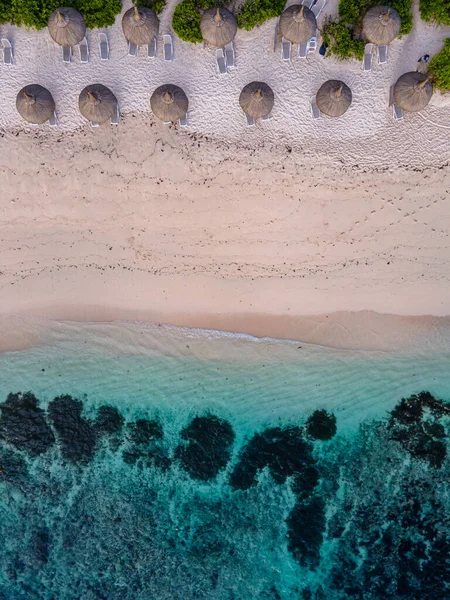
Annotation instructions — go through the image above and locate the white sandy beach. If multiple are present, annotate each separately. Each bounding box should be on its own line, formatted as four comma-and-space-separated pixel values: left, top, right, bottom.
0, 0, 450, 349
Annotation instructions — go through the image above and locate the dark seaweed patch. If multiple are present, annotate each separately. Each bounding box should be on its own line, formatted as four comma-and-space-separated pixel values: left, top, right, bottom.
94, 405, 124, 436
286, 496, 326, 568
127, 419, 163, 444
305, 410, 337, 441
229, 426, 315, 491
0, 447, 28, 487
0, 392, 55, 456
48, 396, 96, 464
175, 416, 235, 481
291, 466, 320, 500
31, 527, 51, 565
122, 418, 169, 469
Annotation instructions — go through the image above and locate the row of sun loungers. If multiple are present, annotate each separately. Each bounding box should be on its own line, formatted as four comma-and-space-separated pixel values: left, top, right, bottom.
216, 42, 235, 75
245, 112, 271, 127
362, 43, 388, 71
282, 31, 318, 61
129, 34, 173, 61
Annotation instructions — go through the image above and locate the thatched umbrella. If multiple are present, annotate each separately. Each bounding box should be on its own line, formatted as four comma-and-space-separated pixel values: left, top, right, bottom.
279, 5, 317, 45
200, 7, 237, 47
48, 7, 86, 47
122, 5, 159, 46
362, 5, 400, 45
394, 72, 433, 112
239, 82, 274, 119
150, 84, 188, 122
16, 85, 55, 124
316, 80, 352, 117
79, 84, 117, 124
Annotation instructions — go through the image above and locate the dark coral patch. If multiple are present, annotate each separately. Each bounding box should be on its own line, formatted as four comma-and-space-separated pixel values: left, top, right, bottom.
94, 406, 124, 436
175, 415, 235, 481
229, 426, 315, 491
31, 527, 51, 565
286, 496, 326, 568
48, 395, 96, 464
305, 410, 337, 441
127, 419, 163, 444
291, 466, 320, 500
0, 392, 55, 456
122, 418, 169, 469
0, 447, 28, 487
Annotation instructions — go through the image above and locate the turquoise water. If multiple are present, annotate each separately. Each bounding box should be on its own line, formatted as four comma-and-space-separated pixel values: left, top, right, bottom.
0, 320, 449, 599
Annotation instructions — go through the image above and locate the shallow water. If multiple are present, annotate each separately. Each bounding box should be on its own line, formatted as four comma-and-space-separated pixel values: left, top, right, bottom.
0, 321, 449, 599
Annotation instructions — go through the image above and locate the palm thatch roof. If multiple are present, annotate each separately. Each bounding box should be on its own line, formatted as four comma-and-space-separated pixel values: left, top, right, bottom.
16, 85, 55, 124
48, 7, 86, 47
150, 84, 189, 122
362, 5, 401, 45
79, 84, 117, 124
279, 5, 317, 44
200, 7, 237, 47
316, 80, 352, 117
122, 5, 159, 46
239, 82, 274, 118
394, 72, 433, 112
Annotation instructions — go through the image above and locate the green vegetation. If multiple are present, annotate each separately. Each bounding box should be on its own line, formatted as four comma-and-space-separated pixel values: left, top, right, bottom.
420, 0, 450, 25
236, 0, 285, 30
323, 0, 412, 61
0, 0, 122, 29
172, 0, 216, 44
134, 0, 167, 16
429, 38, 450, 90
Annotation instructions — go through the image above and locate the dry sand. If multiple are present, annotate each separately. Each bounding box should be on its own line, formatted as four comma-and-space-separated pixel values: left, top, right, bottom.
0, 1, 450, 349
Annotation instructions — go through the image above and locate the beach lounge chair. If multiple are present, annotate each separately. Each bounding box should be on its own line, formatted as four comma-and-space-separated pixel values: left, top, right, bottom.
273, 22, 279, 53
216, 48, 227, 75
49, 112, 58, 127
245, 114, 256, 127
308, 30, 318, 54
91, 121, 100, 127
281, 37, 291, 61
128, 41, 138, 57
378, 45, 387, 64
79, 37, 89, 63
363, 43, 373, 72
110, 105, 120, 125
393, 104, 403, 121
312, 0, 326, 17
179, 114, 188, 127
147, 37, 157, 58
262, 113, 272, 121
1, 38, 13, 65
298, 42, 308, 59
302, 0, 314, 8
163, 34, 173, 61
225, 42, 235, 68
63, 45, 72, 63
310, 96, 321, 119
388, 84, 395, 107
99, 33, 109, 61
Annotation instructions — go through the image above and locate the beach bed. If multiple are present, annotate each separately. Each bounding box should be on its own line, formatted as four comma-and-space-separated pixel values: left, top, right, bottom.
63, 45, 72, 63
216, 48, 227, 75
99, 33, 109, 61
225, 42, 235, 69
378, 45, 388, 65
1, 38, 13, 65
79, 38, 89, 63
163, 34, 173, 62
148, 38, 157, 59
363, 43, 373, 72
281, 38, 291, 61
128, 41, 138, 57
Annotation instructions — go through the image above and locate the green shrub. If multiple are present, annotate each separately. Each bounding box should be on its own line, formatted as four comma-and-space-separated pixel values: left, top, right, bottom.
322, 19, 365, 60
134, 0, 166, 16
172, 0, 216, 43
420, 0, 450, 25
236, 0, 285, 30
429, 38, 450, 90
0, 0, 122, 30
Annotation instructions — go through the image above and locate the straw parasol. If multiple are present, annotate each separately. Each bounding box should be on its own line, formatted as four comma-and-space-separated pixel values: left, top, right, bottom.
394, 72, 433, 112
150, 84, 189, 122
16, 85, 55, 124
48, 7, 86, 47
279, 5, 317, 45
79, 84, 117, 124
200, 7, 237, 47
316, 80, 352, 117
122, 5, 159, 46
362, 5, 401, 45
239, 82, 274, 119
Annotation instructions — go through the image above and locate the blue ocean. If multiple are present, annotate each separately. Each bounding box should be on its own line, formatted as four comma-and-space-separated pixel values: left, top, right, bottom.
0, 320, 449, 600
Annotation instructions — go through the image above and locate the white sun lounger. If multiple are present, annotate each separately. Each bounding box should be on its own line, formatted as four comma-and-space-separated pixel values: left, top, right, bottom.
49, 112, 58, 126
262, 113, 272, 121
298, 42, 307, 58
363, 43, 373, 72
63, 45, 72, 63
281, 37, 291, 61
393, 103, 403, 120
378, 45, 388, 64
225, 42, 235, 68
128, 41, 138, 57
312, 0, 326, 17
91, 121, 100, 127
302, 0, 314, 8
245, 114, 256, 127
216, 48, 227, 74
163, 34, 173, 61
179, 114, 188, 127
308, 30, 318, 54
1, 38, 13, 65
110, 105, 120, 125
311, 96, 321, 119
388, 84, 395, 107
147, 37, 157, 58
79, 37, 89, 63
99, 33, 109, 60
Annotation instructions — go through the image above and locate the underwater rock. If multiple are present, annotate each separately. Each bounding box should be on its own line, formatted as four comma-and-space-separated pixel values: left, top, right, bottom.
0, 392, 55, 456
291, 466, 320, 500
32, 527, 51, 564
0, 447, 28, 487
229, 426, 315, 491
127, 419, 163, 444
48, 395, 96, 464
305, 410, 337, 441
175, 415, 235, 481
94, 405, 125, 436
286, 496, 326, 568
